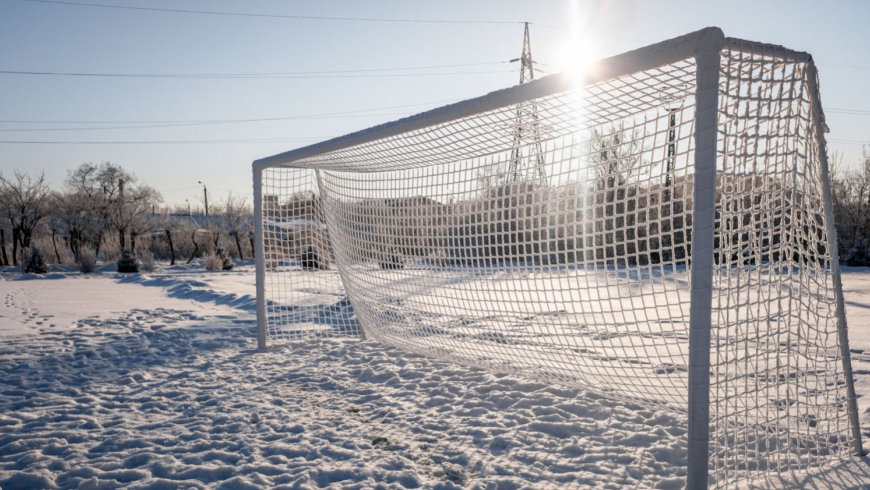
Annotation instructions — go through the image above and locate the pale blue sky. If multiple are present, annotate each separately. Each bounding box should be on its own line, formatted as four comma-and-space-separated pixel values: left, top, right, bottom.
1, 0, 868, 208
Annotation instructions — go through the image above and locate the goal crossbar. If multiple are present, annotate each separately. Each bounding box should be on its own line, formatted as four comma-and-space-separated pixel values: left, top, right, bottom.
254, 27, 727, 172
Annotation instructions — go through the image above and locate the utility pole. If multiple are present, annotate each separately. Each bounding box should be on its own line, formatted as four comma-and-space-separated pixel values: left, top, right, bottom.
198, 181, 209, 228
186, 199, 191, 216
118, 178, 126, 251
507, 22, 547, 187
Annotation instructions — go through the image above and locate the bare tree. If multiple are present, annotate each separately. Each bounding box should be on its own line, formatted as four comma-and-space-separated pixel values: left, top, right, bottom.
64, 162, 123, 257
0, 226, 9, 266
223, 193, 252, 259
0, 171, 51, 265
148, 212, 179, 265
166, 228, 177, 265
585, 126, 650, 264
0, 213, 9, 266
107, 177, 161, 253
48, 211, 63, 263
53, 189, 99, 258
187, 225, 202, 264
123, 186, 162, 252
65, 162, 161, 255
831, 149, 870, 265
204, 199, 224, 254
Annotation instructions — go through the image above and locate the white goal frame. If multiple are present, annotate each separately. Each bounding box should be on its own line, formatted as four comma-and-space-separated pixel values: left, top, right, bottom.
252, 27, 863, 489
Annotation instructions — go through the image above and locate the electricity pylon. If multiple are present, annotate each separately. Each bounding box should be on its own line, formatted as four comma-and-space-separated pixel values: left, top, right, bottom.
507, 22, 548, 187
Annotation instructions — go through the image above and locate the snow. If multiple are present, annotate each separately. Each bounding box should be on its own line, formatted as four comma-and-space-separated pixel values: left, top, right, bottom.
0, 268, 248, 338
0, 263, 869, 489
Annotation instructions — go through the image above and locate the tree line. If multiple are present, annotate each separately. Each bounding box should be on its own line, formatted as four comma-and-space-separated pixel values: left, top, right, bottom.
0, 162, 253, 267
831, 149, 870, 266
3, 148, 870, 269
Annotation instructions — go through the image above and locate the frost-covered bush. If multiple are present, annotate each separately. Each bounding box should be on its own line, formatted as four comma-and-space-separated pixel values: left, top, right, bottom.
22, 247, 48, 274
203, 253, 223, 271
215, 248, 234, 271
145, 238, 170, 263
140, 252, 158, 273
76, 249, 97, 274
222, 256, 234, 270
99, 235, 122, 264
117, 250, 140, 273
60, 248, 75, 265
33, 235, 73, 265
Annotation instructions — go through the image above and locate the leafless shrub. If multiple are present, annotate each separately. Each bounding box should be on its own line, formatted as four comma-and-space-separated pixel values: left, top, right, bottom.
203, 253, 223, 271
98, 234, 122, 263
140, 252, 158, 273
222, 193, 252, 260
77, 248, 97, 274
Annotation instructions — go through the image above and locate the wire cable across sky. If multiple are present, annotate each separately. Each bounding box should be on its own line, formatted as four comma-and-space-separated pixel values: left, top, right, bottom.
23, 0, 546, 26
0, 68, 514, 80
0, 61, 514, 79
0, 137, 330, 145
0, 97, 463, 127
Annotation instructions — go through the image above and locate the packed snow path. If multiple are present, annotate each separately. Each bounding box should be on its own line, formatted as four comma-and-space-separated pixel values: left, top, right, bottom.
0, 266, 869, 489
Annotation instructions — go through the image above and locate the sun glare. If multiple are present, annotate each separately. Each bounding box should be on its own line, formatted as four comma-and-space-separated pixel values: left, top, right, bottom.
559, 1, 597, 87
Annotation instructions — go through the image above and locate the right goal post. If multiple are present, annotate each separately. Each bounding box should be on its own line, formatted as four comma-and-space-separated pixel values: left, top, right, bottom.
252, 27, 863, 488
686, 27, 721, 490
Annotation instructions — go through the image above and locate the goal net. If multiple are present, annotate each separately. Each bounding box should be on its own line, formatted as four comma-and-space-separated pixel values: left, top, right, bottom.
253, 28, 862, 488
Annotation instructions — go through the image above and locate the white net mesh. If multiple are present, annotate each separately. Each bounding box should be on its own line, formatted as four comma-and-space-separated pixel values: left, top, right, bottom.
261, 169, 358, 340
710, 41, 853, 484
256, 35, 859, 487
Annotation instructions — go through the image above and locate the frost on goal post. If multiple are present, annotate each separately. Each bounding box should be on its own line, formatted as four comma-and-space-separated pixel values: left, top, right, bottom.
252, 27, 863, 488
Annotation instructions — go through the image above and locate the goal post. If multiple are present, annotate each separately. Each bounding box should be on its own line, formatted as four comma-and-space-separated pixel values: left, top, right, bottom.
686, 27, 723, 490
252, 27, 863, 488
810, 61, 865, 458
253, 166, 267, 351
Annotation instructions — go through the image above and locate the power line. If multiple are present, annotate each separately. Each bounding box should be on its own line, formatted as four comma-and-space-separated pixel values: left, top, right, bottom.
7, 135, 862, 147
162, 185, 238, 194
817, 63, 870, 70
829, 138, 870, 146
0, 137, 328, 145
5, 133, 866, 148
0, 99, 461, 127
3, 137, 866, 148
827, 108, 870, 116
161, 186, 201, 193
23, 0, 528, 25
0, 61, 510, 79
0, 112, 416, 132
0, 68, 512, 80
203, 185, 239, 195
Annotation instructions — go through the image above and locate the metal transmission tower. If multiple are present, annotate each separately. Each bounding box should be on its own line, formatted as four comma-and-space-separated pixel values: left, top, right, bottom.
659, 86, 685, 202
506, 22, 547, 186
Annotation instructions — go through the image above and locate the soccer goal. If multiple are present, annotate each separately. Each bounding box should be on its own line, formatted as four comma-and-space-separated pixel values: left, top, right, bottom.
252, 27, 863, 489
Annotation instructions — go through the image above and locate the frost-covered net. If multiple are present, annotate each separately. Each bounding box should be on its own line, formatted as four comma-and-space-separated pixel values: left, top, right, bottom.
257, 37, 859, 487
709, 42, 854, 484
261, 169, 358, 340
262, 58, 698, 407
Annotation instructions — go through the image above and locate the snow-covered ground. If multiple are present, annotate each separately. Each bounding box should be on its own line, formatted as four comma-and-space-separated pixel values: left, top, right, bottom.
0, 262, 869, 489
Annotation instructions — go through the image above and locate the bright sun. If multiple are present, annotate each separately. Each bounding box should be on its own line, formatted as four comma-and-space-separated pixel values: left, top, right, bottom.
558, 1, 597, 85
